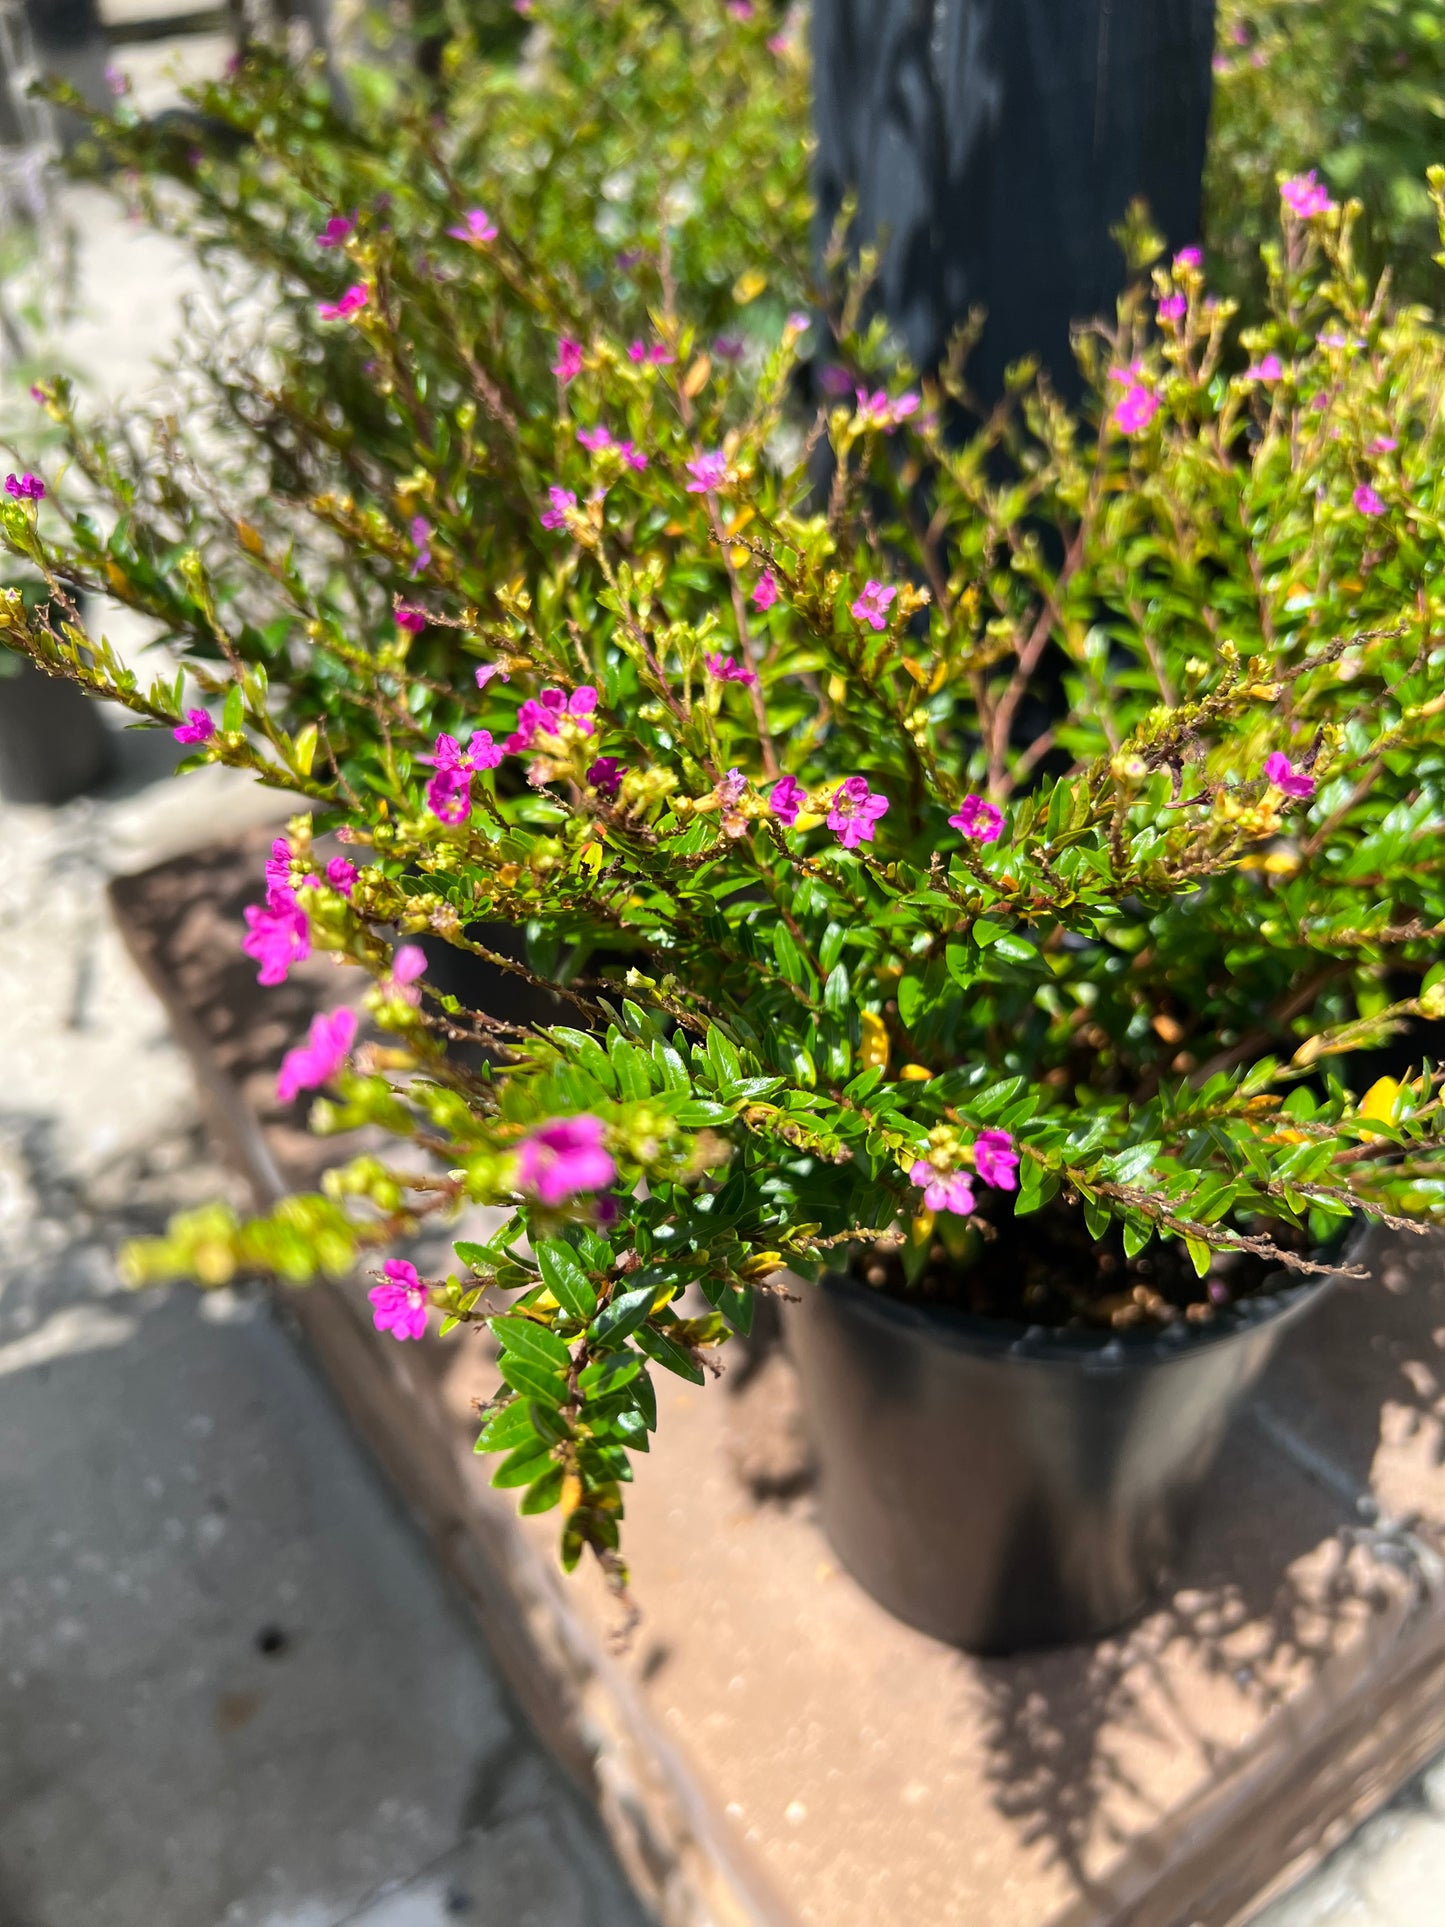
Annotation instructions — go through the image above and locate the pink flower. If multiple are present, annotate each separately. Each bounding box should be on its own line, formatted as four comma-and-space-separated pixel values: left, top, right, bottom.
516, 1114, 616, 1206
577, 424, 614, 452
277, 1006, 358, 1104
448, 207, 498, 245
242, 901, 309, 986
704, 652, 758, 686
587, 756, 624, 798
1157, 293, 1187, 324
726, 0, 754, 16
388, 944, 427, 1002
316, 214, 354, 248
827, 776, 889, 850
819, 363, 853, 398
770, 774, 806, 825
317, 283, 368, 321
948, 795, 1004, 843
1353, 482, 1386, 517
752, 570, 780, 612
410, 514, 432, 575
173, 708, 215, 745
1111, 381, 1158, 435
1245, 353, 1284, 382
326, 856, 358, 896
1369, 436, 1398, 454
422, 730, 502, 824
551, 336, 584, 382
974, 1129, 1018, 1191
768, 31, 789, 54
1264, 751, 1315, 800
714, 334, 746, 361
264, 835, 296, 911
628, 339, 675, 365
786, 310, 810, 332
685, 450, 730, 493
909, 1159, 975, 1216
505, 685, 597, 754
369, 1259, 429, 1342
1281, 170, 1336, 219
474, 661, 511, 689
4, 472, 44, 501
1174, 246, 1202, 271
850, 580, 896, 631
105, 62, 130, 96
854, 387, 921, 433
716, 767, 747, 808
540, 486, 577, 531
395, 604, 427, 633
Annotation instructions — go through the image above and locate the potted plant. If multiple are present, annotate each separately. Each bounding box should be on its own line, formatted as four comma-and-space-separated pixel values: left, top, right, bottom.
7, 51, 1445, 1651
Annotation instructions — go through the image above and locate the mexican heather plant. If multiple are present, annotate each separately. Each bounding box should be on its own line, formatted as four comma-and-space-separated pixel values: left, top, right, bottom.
5, 155, 1445, 1584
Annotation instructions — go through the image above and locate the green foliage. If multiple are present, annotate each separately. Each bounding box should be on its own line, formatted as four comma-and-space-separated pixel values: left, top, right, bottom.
7, 13, 1445, 1582
1208, 0, 1445, 308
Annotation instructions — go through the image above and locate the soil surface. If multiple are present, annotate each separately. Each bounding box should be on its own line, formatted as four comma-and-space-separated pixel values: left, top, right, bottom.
851, 1188, 1314, 1332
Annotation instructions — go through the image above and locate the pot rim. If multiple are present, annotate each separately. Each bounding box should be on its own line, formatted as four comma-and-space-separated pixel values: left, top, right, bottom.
805, 1222, 1370, 1369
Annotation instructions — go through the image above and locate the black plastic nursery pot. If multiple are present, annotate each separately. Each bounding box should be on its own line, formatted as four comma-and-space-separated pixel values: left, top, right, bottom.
0, 655, 112, 805
786, 1257, 1340, 1654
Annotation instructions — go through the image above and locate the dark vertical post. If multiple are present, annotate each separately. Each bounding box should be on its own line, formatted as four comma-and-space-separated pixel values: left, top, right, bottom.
812, 0, 1216, 401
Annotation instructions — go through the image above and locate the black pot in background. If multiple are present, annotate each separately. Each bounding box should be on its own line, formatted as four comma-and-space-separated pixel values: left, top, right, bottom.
0, 657, 113, 805
786, 1259, 1337, 1654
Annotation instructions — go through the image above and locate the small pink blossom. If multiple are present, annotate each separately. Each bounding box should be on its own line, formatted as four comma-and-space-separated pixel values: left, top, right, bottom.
577, 424, 648, 468
1174, 246, 1202, 271
105, 63, 130, 96
1353, 482, 1386, 517
515, 1114, 616, 1206
1157, 292, 1187, 324
770, 774, 806, 826
850, 580, 896, 631
316, 214, 354, 248
410, 514, 432, 575
768, 32, 790, 55
277, 1006, 358, 1104
726, 0, 754, 17
1281, 170, 1336, 219
539, 486, 577, 531
326, 857, 358, 896
369, 1259, 429, 1342
395, 604, 427, 633
242, 901, 309, 986
910, 1159, 975, 1216
506, 686, 597, 754
4, 472, 44, 501
172, 708, 215, 745
751, 570, 780, 612
587, 756, 624, 798
552, 336, 584, 382
317, 283, 368, 321
714, 334, 746, 362
827, 776, 889, 850
388, 944, 427, 1002
1369, 436, 1398, 454
716, 767, 747, 808
974, 1129, 1018, 1191
1264, 751, 1315, 800
685, 450, 730, 493
948, 795, 1004, 843
448, 207, 498, 245
704, 652, 758, 686
475, 661, 511, 689
264, 836, 296, 911
1111, 380, 1158, 436
1245, 352, 1284, 382
628, 339, 675, 365
854, 386, 920, 433
819, 363, 853, 398
422, 731, 502, 824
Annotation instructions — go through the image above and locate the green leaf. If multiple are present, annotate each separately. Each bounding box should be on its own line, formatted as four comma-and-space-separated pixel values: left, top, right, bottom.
491, 1436, 555, 1487
518, 1465, 565, 1514
635, 1321, 706, 1384
589, 1283, 658, 1346
221, 682, 244, 733
535, 1240, 598, 1319
491, 1313, 572, 1373
474, 1399, 535, 1454
496, 1352, 568, 1406
1185, 1236, 1213, 1279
